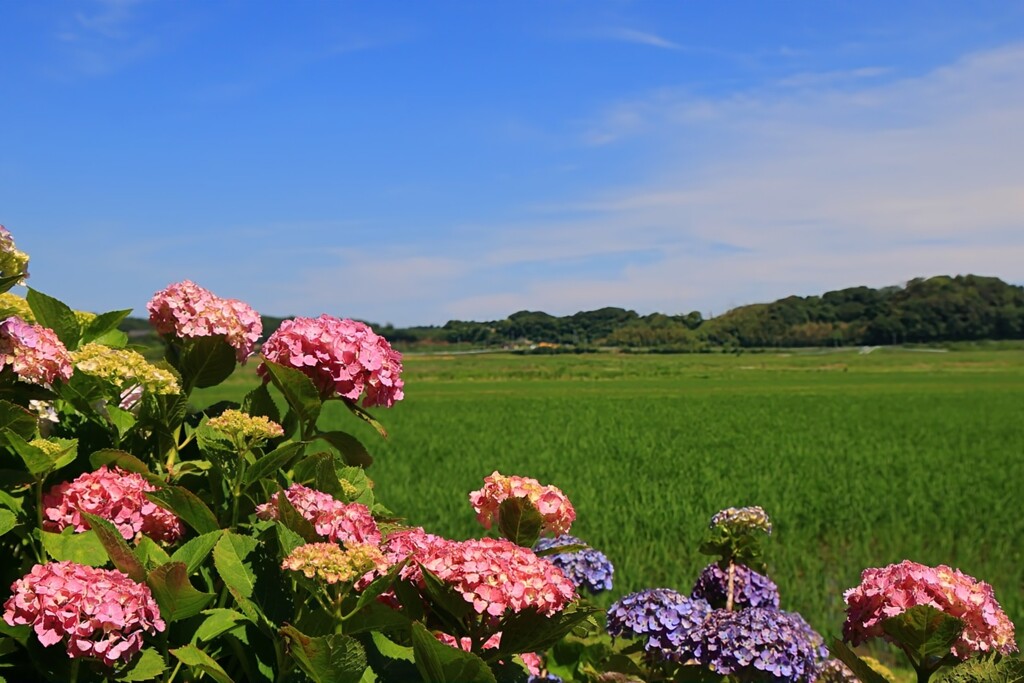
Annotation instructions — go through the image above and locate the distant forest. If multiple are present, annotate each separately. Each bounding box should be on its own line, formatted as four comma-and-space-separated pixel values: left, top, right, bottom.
121, 274, 1024, 350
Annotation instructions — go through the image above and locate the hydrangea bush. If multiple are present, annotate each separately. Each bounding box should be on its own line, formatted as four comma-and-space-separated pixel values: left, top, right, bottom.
0, 226, 595, 682
0, 224, 1019, 683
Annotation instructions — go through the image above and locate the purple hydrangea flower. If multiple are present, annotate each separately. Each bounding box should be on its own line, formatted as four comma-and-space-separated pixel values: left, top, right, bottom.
686, 608, 828, 683
691, 563, 781, 610
534, 535, 614, 595
606, 588, 711, 661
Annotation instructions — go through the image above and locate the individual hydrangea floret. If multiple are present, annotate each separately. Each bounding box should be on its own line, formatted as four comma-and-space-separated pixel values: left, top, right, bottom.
687, 607, 827, 682
418, 537, 576, 617
282, 542, 389, 584
470, 472, 575, 537
206, 409, 283, 444
710, 506, 773, 535
3, 561, 164, 667
258, 314, 405, 407
73, 342, 180, 401
843, 559, 1017, 658
0, 226, 29, 283
256, 483, 381, 546
606, 588, 711, 661
147, 280, 262, 362
0, 317, 73, 387
0, 293, 34, 321
42, 466, 185, 544
534, 534, 613, 594
691, 562, 780, 610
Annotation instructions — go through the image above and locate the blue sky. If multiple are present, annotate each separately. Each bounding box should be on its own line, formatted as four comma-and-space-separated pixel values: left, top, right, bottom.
2, 1, 1023, 326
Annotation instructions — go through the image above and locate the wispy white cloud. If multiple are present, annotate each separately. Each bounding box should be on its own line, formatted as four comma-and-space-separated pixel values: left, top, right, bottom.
588, 27, 682, 50
434, 44, 1024, 322
51, 0, 159, 77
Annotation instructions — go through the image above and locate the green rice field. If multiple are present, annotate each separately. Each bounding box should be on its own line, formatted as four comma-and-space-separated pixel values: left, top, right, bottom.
195, 348, 1024, 647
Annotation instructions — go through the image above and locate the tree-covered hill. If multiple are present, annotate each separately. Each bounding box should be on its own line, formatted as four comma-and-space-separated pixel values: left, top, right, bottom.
118, 274, 1024, 350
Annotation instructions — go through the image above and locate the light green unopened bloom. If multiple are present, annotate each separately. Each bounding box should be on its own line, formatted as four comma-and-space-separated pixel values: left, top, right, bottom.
206, 409, 284, 444
0, 293, 34, 322
74, 310, 98, 329
29, 438, 64, 457
709, 506, 772, 534
281, 542, 388, 584
0, 227, 29, 283
72, 343, 180, 396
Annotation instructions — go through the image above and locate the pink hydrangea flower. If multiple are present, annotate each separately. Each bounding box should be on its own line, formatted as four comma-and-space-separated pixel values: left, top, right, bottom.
146, 280, 262, 363
0, 316, 73, 386
255, 483, 380, 545
469, 472, 575, 537
258, 315, 404, 407
434, 631, 541, 675
418, 537, 576, 618
42, 466, 185, 544
843, 559, 1017, 658
3, 561, 164, 667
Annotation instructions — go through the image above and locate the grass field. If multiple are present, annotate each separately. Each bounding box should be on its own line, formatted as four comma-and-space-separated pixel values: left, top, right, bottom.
195, 348, 1024, 648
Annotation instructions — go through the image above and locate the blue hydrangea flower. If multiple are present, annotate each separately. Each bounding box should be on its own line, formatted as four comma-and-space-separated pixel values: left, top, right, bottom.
606, 588, 711, 661
526, 675, 563, 683
691, 563, 781, 610
685, 608, 828, 683
534, 535, 614, 595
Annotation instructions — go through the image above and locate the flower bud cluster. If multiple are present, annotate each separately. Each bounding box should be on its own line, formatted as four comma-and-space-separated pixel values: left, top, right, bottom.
0, 293, 33, 321
147, 280, 262, 362
709, 506, 773, 535
258, 314, 404, 407
43, 466, 185, 544
533, 534, 613, 595
3, 561, 164, 667
73, 342, 180, 399
843, 559, 1017, 658
691, 563, 780, 610
0, 316, 73, 386
469, 472, 575, 537
0, 226, 29, 283
282, 542, 389, 584
206, 409, 283, 444
256, 483, 381, 546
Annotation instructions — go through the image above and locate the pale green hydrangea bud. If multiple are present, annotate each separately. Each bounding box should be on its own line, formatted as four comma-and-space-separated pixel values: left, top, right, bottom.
0, 227, 29, 283
0, 293, 34, 322
29, 439, 64, 457
281, 542, 389, 584
72, 343, 180, 397
206, 409, 284, 444
710, 506, 772, 534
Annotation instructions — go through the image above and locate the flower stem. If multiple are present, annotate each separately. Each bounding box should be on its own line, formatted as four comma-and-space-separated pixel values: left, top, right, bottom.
726, 560, 736, 611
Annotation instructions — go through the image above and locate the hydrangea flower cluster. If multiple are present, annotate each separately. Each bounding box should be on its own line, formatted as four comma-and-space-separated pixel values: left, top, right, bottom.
606, 588, 712, 661
42, 466, 186, 544
282, 542, 389, 584
0, 316, 73, 387
843, 559, 1017, 658
0, 226, 29, 283
258, 314, 405, 407
469, 472, 576, 537
418, 537, 576, 617
686, 608, 827, 682
709, 506, 773, 535
533, 535, 613, 594
256, 484, 381, 546
73, 342, 181, 400
815, 659, 859, 683
691, 563, 780, 610
206, 409, 284, 444
0, 293, 34, 321
147, 280, 262, 362
3, 561, 164, 667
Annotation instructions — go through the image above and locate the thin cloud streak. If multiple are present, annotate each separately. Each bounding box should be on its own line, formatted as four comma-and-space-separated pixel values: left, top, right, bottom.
416, 43, 1024, 323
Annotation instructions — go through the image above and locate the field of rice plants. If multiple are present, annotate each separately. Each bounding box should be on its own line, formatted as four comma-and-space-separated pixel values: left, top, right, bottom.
196, 348, 1024, 646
